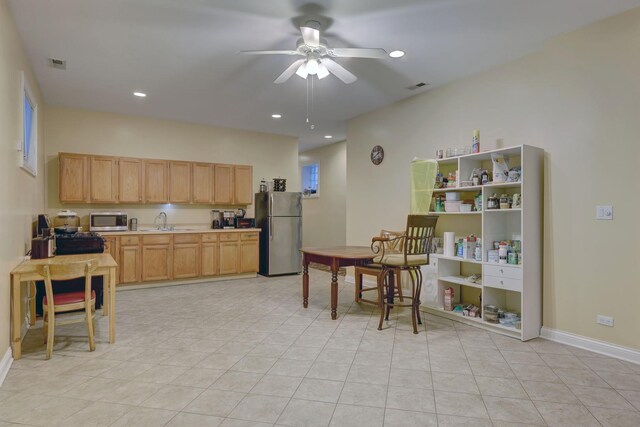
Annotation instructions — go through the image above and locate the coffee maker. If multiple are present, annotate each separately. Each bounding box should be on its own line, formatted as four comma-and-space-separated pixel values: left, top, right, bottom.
211, 210, 223, 229
222, 211, 236, 229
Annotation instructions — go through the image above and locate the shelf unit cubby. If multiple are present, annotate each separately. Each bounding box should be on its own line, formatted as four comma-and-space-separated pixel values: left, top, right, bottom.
420, 144, 543, 341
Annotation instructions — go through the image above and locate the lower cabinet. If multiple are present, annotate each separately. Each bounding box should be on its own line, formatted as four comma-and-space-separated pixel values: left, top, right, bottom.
173, 234, 201, 279
104, 231, 259, 284
239, 233, 259, 273
120, 244, 141, 284
142, 235, 172, 281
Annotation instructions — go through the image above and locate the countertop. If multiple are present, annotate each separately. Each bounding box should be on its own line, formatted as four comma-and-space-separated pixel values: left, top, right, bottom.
98, 228, 261, 236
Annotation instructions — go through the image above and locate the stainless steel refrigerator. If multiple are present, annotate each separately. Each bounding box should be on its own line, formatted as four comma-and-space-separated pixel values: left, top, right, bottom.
255, 192, 302, 276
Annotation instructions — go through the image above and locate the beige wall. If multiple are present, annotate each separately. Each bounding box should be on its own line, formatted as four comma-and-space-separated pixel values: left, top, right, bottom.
44, 106, 300, 226
0, 0, 45, 359
299, 141, 347, 247
347, 8, 640, 350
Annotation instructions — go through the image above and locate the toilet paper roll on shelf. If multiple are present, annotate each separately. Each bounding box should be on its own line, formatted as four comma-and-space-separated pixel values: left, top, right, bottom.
444, 232, 456, 257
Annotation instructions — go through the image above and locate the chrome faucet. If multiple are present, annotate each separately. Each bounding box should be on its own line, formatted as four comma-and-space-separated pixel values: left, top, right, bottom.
155, 211, 167, 230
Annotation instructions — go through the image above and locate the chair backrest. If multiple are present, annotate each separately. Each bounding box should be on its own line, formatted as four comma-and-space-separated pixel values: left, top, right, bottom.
380, 230, 405, 254
402, 215, 438, 264
36, 260, 97, 305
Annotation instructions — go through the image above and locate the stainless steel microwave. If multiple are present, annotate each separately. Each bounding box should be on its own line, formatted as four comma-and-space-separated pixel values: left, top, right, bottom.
89, 212, 128, 232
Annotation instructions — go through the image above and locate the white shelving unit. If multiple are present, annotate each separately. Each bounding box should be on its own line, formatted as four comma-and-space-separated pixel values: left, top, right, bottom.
420, 145, 543, 341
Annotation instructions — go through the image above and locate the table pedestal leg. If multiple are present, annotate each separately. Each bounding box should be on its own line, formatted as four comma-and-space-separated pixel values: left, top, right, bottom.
302, 258, 309, 308
331, 268, 338, 320
108, 267, 116, 343
11, 275, 22, 359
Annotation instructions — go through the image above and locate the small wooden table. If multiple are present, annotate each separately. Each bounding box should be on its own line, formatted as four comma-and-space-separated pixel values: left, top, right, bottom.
301, 246, 374, 320
10, 253, 118, 360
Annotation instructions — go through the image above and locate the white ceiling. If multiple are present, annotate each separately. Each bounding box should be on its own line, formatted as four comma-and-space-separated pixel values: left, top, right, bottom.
8, 0, 640, 151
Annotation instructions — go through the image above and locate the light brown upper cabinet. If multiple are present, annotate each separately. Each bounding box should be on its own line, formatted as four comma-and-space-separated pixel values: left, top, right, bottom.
234, 165, 253, 205
59, 153, 89, 203
214, 164, 234, 205
89, 156, 119, 203
169, 161, 191, 203
144, 160, 169, 203
192, 163, 214, 204
118, 158, 143, 203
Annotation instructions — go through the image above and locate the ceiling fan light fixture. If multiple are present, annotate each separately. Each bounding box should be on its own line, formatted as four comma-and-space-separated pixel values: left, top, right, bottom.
296, 62, 308, 79
306, 59, 319, 75
317, 62, 330, 79
389, 50, 405, 58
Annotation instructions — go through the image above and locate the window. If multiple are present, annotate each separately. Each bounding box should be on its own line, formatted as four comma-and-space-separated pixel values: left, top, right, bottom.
21, 72, 37, 176
302, 163, 319, 198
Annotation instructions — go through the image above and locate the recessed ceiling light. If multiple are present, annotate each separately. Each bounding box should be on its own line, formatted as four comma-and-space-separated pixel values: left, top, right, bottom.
133, 91, 147, 97
389, 50, 405, 58
324, 135, 333, 139
271, 114, 282, 119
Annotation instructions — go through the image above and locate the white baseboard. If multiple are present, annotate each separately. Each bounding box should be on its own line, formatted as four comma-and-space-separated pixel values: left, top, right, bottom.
0, 347, 13, 387
541, 326, 640, 365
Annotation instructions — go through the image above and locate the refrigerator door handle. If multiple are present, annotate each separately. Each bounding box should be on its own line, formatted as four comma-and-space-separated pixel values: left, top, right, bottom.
269, 217, 273, 240
269, 193, 273, 217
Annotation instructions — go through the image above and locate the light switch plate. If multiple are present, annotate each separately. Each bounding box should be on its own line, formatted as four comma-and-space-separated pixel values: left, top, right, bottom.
596, 205, 613, 220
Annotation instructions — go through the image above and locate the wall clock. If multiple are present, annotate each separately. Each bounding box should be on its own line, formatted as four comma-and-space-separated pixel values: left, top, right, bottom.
370, 145, 384, 165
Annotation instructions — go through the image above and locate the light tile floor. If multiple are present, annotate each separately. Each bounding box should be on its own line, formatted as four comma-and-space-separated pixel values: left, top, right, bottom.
2, 270, 640, 426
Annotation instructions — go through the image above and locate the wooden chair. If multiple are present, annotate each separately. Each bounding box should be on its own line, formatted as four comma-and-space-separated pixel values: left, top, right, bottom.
354, 230, 405, 305
36, 260, 98, 359
372, 215, 438, 334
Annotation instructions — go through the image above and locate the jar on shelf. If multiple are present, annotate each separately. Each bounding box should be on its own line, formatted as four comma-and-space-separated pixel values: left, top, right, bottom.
499, 194, 510, 209
487, 194, 499, 209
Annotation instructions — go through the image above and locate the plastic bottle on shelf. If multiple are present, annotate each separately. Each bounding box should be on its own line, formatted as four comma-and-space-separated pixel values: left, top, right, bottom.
474, 238, 482, 262
472, 130, 480, 153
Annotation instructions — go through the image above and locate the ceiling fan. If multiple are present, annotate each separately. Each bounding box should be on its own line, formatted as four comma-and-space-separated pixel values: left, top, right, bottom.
241, 20, 388, 84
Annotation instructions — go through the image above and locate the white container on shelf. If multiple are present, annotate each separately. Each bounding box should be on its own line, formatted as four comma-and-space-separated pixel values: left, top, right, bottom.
444, 201, 461, 212
445, 192, 461, 201
459, 203, 472, 212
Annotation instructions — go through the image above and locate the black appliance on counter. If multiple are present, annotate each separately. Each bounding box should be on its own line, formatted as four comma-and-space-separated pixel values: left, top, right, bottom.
35, 232, 106, 316
236, 218, 255, 229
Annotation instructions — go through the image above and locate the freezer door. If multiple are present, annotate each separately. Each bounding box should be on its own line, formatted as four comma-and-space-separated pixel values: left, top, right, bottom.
268, 216, 302, 275
269, 192, 302, 217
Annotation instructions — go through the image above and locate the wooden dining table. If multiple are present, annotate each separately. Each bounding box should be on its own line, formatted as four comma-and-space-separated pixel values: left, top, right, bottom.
10, 253, 117, 359
301, 246, 374, 320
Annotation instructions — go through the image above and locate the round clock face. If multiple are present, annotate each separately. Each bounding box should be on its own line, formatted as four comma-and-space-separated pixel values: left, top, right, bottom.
371, 145, 384, 165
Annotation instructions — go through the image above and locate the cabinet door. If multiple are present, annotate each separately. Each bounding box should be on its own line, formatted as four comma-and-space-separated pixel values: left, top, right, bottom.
144, 160, 169, 203
219, 241, 239, 275
59, 153, 88, 203
192, 163, 213, 204
118, 158, 143, 203
201, 242, 218, 276
120, 245, 141, 283
173, 243, 200, 279
234, 165, 253, 205
142, 244, 172, 281
90, 156, 119, 203
169, 161, 192, 203
214, 164, 234, 204
103, 236, 120, 284
240, 240, 259, 273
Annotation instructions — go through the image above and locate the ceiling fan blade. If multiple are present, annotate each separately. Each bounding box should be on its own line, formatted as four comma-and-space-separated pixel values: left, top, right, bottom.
328, 48, 388, 59
240, 50, 301, 55
300, 26, 320, 47
274, 59, 306, 84
322, 58, 357, 84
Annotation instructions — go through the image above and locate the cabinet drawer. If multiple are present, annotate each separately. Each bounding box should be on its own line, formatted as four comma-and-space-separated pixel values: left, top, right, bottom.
240, 232, 258, 241
120, 236, 140, 246
484, 275, 523, 292
174, 234, 200, 244
202, 233, 219, 243
484, 264, 523, 280
142, 235, 172, 245
219, 233, 239, 242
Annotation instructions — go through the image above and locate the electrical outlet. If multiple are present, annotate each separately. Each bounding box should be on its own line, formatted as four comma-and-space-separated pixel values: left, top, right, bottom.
596, 315, 614, 327
596, 205, 613, 220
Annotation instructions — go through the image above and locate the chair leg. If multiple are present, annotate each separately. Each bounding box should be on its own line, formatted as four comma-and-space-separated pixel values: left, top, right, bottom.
396, 268, 404, 302
46, 310, 55, 360
354, 271, 361, 303
42, 312, 47, 343
415, 268, 423, 325
377, 269, 387, 331
408, 268, 418, 334
86, 303, 96, 352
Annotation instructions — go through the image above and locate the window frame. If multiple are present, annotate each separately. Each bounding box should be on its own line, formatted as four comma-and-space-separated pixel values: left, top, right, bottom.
20, 72, 38, 177
301, 162, 319, 199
